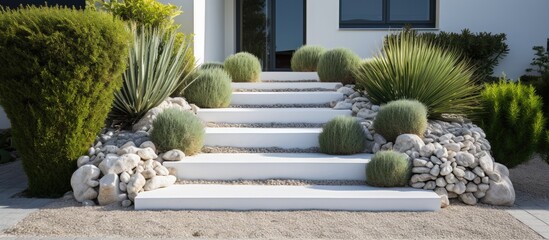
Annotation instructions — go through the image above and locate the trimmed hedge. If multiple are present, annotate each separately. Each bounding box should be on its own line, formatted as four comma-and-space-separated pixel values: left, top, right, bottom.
0, 7, 130, 197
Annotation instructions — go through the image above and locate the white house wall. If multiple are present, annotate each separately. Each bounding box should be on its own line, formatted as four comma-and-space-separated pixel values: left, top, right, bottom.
307, 0, 549, 79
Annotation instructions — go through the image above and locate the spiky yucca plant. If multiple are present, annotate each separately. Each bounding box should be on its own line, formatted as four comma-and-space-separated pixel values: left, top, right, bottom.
479, 80, 546, 168
355, 31, 481, 119
110, 26, 194, 125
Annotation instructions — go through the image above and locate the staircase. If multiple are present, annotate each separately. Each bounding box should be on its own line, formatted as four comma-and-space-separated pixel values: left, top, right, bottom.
135, 72, 440, 211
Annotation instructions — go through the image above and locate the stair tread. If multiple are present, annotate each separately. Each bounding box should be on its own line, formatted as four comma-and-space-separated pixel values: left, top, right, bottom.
205, 127, 322, 133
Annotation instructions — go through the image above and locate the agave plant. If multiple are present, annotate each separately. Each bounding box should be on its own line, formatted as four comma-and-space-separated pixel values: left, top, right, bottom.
355, 31, 481, 119
110, 25, 195, 124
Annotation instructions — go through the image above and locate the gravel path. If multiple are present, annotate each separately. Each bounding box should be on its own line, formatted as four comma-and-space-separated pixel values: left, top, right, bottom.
509, 154, 549, 199
262, 80, 319, 82
4, 197, 539, 239
234, 88, 334, 92
229, 103, 331, 108
178, 179, 364, 186
206, 122, 325, 128
202, 146, 321, 153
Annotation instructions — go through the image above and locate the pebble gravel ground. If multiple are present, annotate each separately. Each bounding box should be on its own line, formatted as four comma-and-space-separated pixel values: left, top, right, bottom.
201, 146, 321, 154
234, 88, 334, 92
206, 122, 325, 128
229, 103, 331, 108
177, 179, 365, 186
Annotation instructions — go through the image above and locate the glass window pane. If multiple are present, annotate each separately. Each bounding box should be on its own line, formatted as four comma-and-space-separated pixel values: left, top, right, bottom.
275, 0, 304, 69
341, 0, 383, 22
389, 0, 431, 21
241, 0, 268, 68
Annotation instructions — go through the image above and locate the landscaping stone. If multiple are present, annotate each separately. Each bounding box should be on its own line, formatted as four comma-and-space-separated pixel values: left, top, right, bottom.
144, 175, 177, 191
162, 149, 186, 161
98, 173, 125, 206
393, 134, 424, 152
71, 165, 101, 202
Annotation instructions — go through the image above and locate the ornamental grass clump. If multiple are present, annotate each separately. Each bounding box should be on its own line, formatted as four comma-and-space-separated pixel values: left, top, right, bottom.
110, 26, 194, 125
224, 52, 262, 82
0, 7, 130, 197
317, 48, 361, 84
184, 68, 232, 108
373, 100, 428, 142
355, 30, 481, 119
291, 45, 326, 72
366, 151, 411, 187
150, 108, 205, 156
478, 80, 546, 168
319, 116, 367, 155
200, 62, 225, 70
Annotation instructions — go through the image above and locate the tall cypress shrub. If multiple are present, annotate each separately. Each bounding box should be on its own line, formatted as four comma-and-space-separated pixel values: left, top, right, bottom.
0, 7, 130, 197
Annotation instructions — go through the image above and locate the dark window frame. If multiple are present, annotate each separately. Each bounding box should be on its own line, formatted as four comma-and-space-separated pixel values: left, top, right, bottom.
339, 0, 436, 29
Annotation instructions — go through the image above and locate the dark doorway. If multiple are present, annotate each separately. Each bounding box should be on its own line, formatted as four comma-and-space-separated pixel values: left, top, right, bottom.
236, 0, 305, 71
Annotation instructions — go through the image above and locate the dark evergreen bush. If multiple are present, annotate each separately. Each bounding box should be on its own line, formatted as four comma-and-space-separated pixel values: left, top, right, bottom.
0, 7, 130, 197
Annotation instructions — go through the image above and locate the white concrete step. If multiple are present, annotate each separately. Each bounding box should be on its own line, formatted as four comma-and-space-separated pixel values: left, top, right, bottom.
197, 108, 351, 124
232, 82, 340, 90
231, 92, 344, 105
204, 128, 321, 148
135, 184, 441, 211
163, 153, 371, 181
261, 72, 319, 81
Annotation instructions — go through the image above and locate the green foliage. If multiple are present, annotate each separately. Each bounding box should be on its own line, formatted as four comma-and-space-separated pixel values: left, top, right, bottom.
366, 151, 411, 187
373, 100, 428, 142
150, 108, 204, 156
224, 52, 262, 82
95, 0, 181, 30
172, 32, 196, 97
385, 28, 509, 81
356, 30, 481, 119
317, 48, 361, 84
291, 45, 326, 72
184, 68, 232, 108
200, 62, 225, 70
319, 116, 366, 155
478, 80, 546, 168
523, 46, 549, 121
526, 46, 549, 76
0, 7, 130, 197
110, 26, 194, 125
0, 129, 14, 164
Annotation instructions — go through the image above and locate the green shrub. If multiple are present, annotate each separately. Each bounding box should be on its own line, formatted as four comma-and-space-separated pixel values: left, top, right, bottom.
184, 68, 232, 108
366, 151, 411, 187
478, 80, 546, 168
95, 0, 181, 30
385, 28, 509, 81
523, 46, 549, 117
224, 52, 262, 82
150, 108, 204, 156
172, 32, 196, 97
356, 30, 481, 119
319, 116, 366, 155
373, 100, 428, 142
291, 45, 326, 72
110, 26, 194, 125
200, 62, 225, 70
317, 48, 360, 84
0, 7, 130, 197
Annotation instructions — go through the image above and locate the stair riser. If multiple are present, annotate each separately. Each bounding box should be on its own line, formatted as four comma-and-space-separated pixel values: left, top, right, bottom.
261, 72, 319, 81
231, 92, 344, 105
197, 109, 351, 124
164, 162, 367, 181
136, 197, 440, 211
204, 132, 320, 148
232, 82, 339, 90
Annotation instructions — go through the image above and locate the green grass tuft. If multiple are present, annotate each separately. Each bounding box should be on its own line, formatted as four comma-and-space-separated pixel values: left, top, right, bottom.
355, 30, 481, 119
184, 68, 232, 108
150, 108, 205, 156
366, 151, 411, 187
291, 45, 326, 72
224, 52, 262, 82
319, 116, 367, 155
200, 62, 225, 70
317, 48, 361, 84
373, 100, 428, 142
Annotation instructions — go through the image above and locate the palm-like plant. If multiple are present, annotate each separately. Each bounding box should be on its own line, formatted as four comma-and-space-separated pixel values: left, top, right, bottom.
110, 25, 195, 125
355, 31, 481, 119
